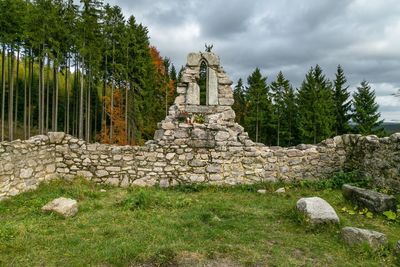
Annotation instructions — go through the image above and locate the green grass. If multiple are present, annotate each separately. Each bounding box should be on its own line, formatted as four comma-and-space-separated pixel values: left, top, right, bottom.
0, 178, 399, 266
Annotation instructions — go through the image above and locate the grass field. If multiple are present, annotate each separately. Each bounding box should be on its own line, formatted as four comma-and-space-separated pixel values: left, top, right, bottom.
0, 178, 399, 266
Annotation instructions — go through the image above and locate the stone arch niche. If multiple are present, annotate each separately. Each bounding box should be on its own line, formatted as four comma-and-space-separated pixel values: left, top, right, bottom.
152, 51, 254, 148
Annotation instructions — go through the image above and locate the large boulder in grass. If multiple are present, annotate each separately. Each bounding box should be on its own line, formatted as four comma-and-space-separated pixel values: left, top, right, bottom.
341, 227, 387, 249
296, 197, 340, 224
342, 184, 397, 213
42, 197, 78, 218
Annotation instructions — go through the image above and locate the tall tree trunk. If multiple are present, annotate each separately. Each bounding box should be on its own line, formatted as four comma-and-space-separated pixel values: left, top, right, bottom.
101, 54, 107, 138
125, 47, 129, 143
28, 49, 32, 138
53, 64, 58, 131
79, 57, 84, 139
38, 55, 42, 134
46, 56, 50, 132
41, 53, 45, 134
110, 42, 115, 142
1, 45, 5, 141
24, 50, 27, 140
66, 55, 70, 134
14, 48, 20, 135
9, 47, 14, 141
86, 66, 91, 142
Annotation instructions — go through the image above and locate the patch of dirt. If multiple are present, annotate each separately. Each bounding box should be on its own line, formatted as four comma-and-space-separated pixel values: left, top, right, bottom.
137, 251, 245, 267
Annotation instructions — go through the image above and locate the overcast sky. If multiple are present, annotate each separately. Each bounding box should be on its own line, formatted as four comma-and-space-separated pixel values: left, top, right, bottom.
105, 0, 400, 122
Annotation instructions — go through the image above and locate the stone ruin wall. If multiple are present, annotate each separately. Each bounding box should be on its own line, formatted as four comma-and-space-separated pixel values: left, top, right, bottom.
1, 132, 399, 200
1, 52, 399, 200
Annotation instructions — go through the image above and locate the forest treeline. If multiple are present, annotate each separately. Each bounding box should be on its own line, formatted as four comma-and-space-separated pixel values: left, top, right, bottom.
0, 0, 177, 144
233, 65, 384, 146
0, 0, 384, 147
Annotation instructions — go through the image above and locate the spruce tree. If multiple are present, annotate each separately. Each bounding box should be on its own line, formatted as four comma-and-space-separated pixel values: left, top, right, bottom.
270, 71, 289, 146
270, 71, 297, 146
333, 65, 351, 135
297, 65, 335, 144
232, 78, 246, 126
244, 68, 272, 144
282, 85, 298, 146
352, 80, 383, 135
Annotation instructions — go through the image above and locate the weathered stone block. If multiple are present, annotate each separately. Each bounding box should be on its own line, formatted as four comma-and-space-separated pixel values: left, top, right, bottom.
42, 197, 78, 218
219, 98, 234, 106
342, 184, 397, 213
296, 197, 339, 224
202, 52, 220, 66
187, 53, 201, 66
20, 168, 33, 179
48, 132, 65, 144
341, 227, 387, 249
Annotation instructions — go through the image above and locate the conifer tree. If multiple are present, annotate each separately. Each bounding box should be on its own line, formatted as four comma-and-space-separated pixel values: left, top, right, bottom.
232, 78, 246, 126
270, 71, 297, 146
244, 68, 272, 144
297, 65, 335, 144
352, 80, 383, 135
333, 65, 351, 135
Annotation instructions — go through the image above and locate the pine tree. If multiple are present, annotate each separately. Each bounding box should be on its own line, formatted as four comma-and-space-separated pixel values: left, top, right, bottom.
352, 80, 383, 135
297, 65, 335, 144
232, 78, 246, 126
282, 85, 298, 146
270, 71, 288, 146
270, 71, 298, 146
244, 68, 272, 144
333, 65, 351, 135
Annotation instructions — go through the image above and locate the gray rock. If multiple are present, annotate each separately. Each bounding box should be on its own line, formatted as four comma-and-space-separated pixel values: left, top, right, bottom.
42, 197, 78, 218
342, 184, 397, 213
189, 159, 207, 167
275, 187, 286, 193
395, 240, 400, 255
161, 122, 175, 130
191, 128, 207, 139
257, 189, 267, 194
95, 169, 109, 178
20, 168, 33, 179
48, 132, 65, 144
341, 227, 387, 249
215, 131, 230, 141
296, 197, 340, 224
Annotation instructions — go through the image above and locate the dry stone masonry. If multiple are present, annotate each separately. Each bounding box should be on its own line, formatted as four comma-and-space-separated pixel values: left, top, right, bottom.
0, 52, 400, 200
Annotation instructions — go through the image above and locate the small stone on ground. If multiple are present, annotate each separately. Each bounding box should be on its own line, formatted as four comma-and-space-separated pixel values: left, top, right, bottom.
257, 189, 266, 194
275, 187, 286, 193
42, 197, 78, 218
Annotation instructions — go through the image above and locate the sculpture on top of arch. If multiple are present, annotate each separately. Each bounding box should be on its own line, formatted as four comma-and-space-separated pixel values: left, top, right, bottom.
152, 52, 256, 148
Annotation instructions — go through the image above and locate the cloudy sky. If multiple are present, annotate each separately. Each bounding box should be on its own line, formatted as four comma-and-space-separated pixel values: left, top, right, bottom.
105, 0, 400, 121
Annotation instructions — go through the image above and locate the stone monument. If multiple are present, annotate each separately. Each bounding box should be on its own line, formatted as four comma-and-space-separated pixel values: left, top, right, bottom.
152, 52, 256, 148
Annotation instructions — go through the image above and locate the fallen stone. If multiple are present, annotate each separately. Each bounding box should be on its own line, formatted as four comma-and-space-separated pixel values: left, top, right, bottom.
341, 227, 387, 249
42, 197, 78, 218
275, 187, 286, 193
296, 197, 339, 224
100, 189, 107, 193
257, 189, 267, 194
342, 184, 397, 213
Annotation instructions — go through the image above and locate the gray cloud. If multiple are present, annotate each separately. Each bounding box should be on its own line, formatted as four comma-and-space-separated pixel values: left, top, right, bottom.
106, 0, 400, 121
